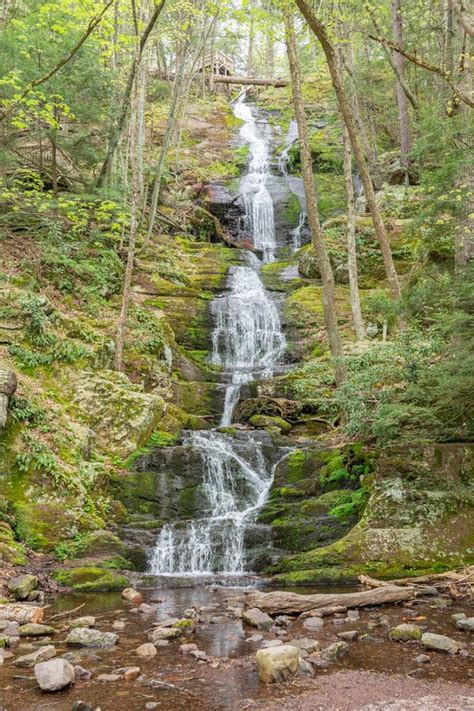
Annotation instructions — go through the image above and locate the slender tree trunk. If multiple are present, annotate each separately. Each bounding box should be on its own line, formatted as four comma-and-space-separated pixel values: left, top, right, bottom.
96, 0, 166, 188
285, 13, 346, 386
146, 51, 188, 240
343, 127, 365, 341
114, 48, 143, 371
391, 0, 412, 183
296, 0, 402, 304
247, 13, 255, 75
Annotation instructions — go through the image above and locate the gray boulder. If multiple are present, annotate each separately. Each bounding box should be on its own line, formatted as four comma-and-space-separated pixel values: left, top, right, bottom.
456, 617, 474, 632
303, 617, 324, 631
242, 608, 273, 630
19, 623, 56, 637
390, 623, 423, 642
13, 645, 56, 667
421, 632, 461, 654
70, 616, 96, 629
66, 628, 118, 648
287, 638, 319, 654
321, 641, 349, 661
34, 658, 75, 691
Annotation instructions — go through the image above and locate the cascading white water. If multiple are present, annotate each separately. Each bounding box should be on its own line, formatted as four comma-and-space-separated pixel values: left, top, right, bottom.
233, 95, 276, 263
291, 210, 307, 252
212, 265, 286, 426
278, 119, 298, 175
150, 97, 285, 575
279, 121, 307, 253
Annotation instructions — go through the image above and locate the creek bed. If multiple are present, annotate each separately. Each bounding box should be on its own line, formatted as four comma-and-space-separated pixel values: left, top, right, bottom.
1, 580, 472, 711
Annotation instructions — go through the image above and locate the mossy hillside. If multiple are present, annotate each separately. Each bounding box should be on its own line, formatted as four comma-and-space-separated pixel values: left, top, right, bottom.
0, 101, 242, 557
272, 443, 474, 583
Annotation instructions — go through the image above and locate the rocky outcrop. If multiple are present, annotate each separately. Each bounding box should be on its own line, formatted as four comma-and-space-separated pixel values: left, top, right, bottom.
71, 370, 166, 457
273, 444, 474, 584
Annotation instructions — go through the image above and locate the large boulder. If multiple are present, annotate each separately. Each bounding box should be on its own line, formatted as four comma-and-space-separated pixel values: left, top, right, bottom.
256, 645, 299, 683
390, 623, 423, 642
456, 617, 474, 631
7, 574, 38, 600
34, 658, 75, 691
0, 369, 17, 428
66, 628, 118, 648
71, 371, 166, 457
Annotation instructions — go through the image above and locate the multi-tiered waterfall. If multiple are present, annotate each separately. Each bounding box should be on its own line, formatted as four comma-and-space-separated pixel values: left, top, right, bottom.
150, 97, 285, 575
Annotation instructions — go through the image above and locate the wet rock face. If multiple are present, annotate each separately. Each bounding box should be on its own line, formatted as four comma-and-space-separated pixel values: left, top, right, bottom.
122, 431, 284, 522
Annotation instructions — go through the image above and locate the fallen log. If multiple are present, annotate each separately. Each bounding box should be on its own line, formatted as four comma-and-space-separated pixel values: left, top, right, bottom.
359, 567, 474, 589
244, 585, 415, 615
0, 603, 44, 624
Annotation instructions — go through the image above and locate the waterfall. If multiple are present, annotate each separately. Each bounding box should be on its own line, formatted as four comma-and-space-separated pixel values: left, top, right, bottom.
212, 265, 286, 426
233, 95, 276, 263
150, 97, 285, 576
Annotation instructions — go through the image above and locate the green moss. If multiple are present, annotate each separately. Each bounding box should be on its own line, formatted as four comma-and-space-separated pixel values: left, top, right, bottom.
286, 450, 307, 483
249, 415, 292, 434
52, 566, 128, 592
173, 618, 194, 629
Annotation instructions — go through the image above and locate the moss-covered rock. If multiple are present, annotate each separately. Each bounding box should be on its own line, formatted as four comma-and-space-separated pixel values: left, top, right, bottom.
249, 415, 292, 434
70, 370, 166, 457
272, 444, 474, 584
15, 501, 78, 552
53, 567, 129, 592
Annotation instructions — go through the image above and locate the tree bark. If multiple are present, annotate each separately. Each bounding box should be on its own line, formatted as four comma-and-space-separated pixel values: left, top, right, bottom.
366, 6, 418, 112
0, 604, 44, 624
244, 585, 415, 614
114, 32, 144, 371
343, 127, 365, 341
285, 13, 346, 386
96, 0, 166, 188
296, 0, 402, 303
146, 50, 188, 240
391, 0, 412, 183
247, 13, 255, 75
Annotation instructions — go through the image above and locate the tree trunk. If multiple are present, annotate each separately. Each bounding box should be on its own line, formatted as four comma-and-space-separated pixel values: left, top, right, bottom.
96, 0, 166, 188
146, 50, 188, 240
114, 40, 143, 371
285, 13, 346, 386
343, 126, 365, 341
391, 0, 412, 183
244, 585, 415, 614
247, 13, 255, 75
0, 604, 44, 624
296, 0, 402, 304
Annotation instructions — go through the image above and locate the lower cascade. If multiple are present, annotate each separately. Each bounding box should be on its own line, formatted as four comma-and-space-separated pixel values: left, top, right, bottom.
150, 97, 286, 575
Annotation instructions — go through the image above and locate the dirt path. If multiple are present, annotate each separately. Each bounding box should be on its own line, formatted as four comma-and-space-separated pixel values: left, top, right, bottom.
250, 670, 474, 710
